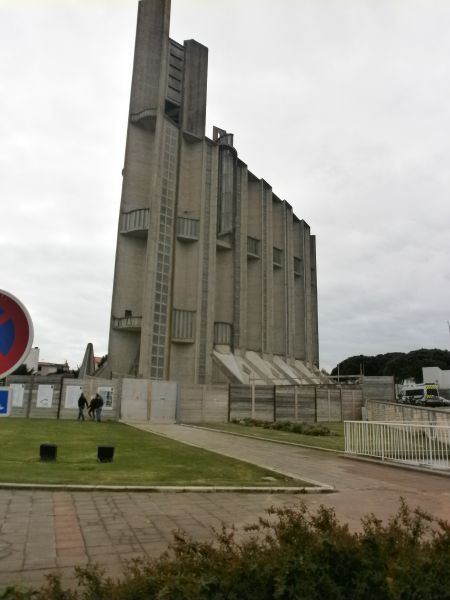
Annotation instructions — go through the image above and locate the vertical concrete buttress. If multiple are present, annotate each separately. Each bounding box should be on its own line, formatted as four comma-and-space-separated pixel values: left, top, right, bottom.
262, 183, 274, 356
235, 164, 248, 352
310, 235, 319, 367
285, 203, 296, 360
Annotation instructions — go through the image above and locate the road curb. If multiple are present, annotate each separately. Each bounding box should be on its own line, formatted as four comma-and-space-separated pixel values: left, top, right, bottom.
0, 482, 334, 494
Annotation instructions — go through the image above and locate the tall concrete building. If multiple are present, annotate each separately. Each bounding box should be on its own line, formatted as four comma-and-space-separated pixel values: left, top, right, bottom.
104, 0, 320, 385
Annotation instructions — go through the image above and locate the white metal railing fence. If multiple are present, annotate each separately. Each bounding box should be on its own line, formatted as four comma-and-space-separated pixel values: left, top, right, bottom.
344, 420, 450, 470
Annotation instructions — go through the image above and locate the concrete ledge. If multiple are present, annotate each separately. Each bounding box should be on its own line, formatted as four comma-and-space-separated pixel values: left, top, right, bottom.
0, 482, 334, 494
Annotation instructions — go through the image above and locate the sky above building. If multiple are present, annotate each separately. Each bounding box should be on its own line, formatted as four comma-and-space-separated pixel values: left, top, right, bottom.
2, 0, 450, 372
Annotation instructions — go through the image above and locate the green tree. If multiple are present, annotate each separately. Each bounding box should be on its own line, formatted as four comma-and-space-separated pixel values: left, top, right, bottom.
332, 349, 450, 383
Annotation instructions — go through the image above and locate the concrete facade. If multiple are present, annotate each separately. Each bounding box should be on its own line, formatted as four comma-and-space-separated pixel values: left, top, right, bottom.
105, 0, 320, 385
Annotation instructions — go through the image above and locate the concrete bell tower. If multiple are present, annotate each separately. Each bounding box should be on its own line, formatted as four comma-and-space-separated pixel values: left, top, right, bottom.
107, 0, 208, 380
104, 0, 320, 386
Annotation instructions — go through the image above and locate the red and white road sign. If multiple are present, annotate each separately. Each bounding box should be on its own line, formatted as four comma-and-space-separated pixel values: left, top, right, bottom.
0, 290, 34, 379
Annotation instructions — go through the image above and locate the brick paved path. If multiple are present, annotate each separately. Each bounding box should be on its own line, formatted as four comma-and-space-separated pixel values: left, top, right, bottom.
0, 489, 302, 590
0, 423, 449, 591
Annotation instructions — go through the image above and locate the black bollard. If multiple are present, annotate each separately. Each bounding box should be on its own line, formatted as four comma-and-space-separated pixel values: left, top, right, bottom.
40, 443, 57, 462
97, 445, 114, 463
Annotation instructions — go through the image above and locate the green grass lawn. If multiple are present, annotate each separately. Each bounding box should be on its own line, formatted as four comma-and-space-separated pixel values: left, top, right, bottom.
197, 422, 345, 451
0, 419, 303, 486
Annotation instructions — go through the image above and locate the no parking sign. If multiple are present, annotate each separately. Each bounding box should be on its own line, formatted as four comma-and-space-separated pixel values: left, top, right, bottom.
0, 290, 34, 380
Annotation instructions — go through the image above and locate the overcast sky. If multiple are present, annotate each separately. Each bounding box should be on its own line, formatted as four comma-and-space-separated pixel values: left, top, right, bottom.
2, 0, 450, 372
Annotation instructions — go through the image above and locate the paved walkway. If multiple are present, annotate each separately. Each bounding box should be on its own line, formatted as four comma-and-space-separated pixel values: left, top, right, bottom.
1, 423, 449, 591
134, 424, 450, 526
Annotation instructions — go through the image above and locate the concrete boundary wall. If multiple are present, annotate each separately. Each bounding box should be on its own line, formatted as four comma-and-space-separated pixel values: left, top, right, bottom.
230, 384, 364, 423
5, 376, 225, 423
150, 380, 177, 422
120, 379, 151, 421
362, 376, 395, 403
366, 399, 450, 427
5, 375, 121, 421
59, 377, 122, 421
6, 375, 68, 419
178, 385, 228, 422
4, 377, 393, 423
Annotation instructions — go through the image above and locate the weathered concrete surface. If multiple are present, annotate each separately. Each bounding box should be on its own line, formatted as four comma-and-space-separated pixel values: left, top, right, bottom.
1, 425, 450, 590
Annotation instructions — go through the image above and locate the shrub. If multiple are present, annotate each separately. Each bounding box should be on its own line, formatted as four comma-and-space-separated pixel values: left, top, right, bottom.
4, 500, 450, 600
291, 423, 304, 434
301, 423, 331, 436
272, 420, 292, 431
231, 419, 334, 436
240, 418, 264, 427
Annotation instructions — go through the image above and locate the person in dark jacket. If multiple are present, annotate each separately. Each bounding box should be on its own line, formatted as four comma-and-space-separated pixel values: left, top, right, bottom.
87, 395, 97, 420
77, 393, 89, 421
94, 393, 104, 422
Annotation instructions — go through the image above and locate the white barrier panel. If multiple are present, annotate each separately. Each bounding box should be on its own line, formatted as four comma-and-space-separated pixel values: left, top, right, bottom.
344, 420, 450, 470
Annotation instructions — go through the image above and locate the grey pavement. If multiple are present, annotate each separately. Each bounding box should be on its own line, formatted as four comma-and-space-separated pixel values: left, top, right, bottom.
132, 424, 450, 525
1, 423, 450, 591
0, 489, 303, 591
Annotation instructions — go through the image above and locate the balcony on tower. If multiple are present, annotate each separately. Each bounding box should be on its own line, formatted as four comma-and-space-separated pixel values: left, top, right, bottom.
214, 322, 232, 346
111, 310, 142, 332
120, 209, 150, 238
176, 215, 199, 242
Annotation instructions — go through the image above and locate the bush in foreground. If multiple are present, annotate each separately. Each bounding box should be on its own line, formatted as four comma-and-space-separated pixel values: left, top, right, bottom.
2, 500, 450, 600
